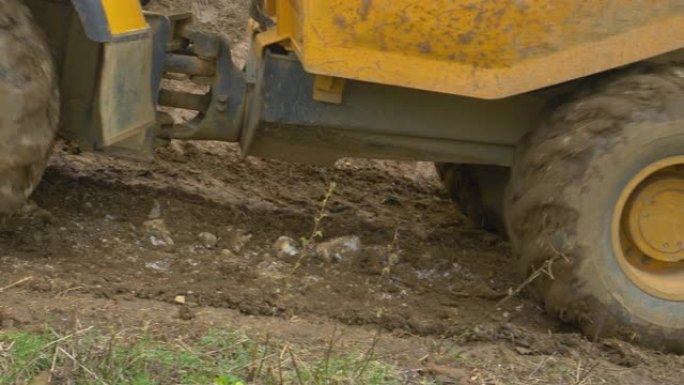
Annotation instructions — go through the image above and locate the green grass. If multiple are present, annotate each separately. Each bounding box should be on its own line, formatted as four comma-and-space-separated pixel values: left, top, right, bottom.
0, 327, 432, 385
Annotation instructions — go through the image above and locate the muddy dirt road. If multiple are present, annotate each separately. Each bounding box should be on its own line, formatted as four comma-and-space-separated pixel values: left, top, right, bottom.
1, 141, 682, 384
1, 0, 684, 383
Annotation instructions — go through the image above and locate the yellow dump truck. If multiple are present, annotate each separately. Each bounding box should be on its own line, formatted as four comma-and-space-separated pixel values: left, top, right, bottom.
5, 0, 684, 351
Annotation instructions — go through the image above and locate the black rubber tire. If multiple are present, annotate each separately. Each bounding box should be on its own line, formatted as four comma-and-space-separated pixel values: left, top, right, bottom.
505, 64, 684, 352
0, 0, 58, 214
436, 163, 508, 233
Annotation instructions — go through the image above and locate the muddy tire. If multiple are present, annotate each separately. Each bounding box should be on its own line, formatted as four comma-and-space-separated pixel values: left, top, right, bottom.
505, 64, 684, 352
437, 163, 508, 233
0, 0, 58, 214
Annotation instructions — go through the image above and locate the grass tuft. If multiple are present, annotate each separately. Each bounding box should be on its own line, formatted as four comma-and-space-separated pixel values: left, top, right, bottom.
0, 327, 432, 385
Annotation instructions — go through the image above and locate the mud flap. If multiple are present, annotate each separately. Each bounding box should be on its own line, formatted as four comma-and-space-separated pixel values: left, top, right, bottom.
99, 34, 156, 155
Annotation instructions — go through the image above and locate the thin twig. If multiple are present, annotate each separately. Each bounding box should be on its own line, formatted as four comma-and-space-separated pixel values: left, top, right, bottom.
55, 286, 86, 297
277, 346, 286, 385
575, 361, 600, 385
0, 276, 33, 293
353, 333, 380, 381
448, 289, 507, 299
528, 352, 556, 379
322, 324, 338, 380
11, 326, 94, 381
493, 245, 567, 309
252, 333, 270, 381
446, 242, 569, 338
48, 343, 60, 383
58, 347, 109, 385
288, 347, 305, 385
290, 181, 337, 275
46, 327, 95, 350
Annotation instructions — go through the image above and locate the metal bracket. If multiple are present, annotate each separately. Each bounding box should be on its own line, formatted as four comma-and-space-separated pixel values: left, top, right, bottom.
145, 12, 247, 142
313, 75, 346, 104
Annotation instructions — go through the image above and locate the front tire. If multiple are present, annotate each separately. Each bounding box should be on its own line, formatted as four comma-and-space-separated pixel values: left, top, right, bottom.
505, 64, 684, 352
0, 0, 58, 214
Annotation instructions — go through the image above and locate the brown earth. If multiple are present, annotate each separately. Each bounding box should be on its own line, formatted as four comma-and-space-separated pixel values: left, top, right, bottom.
1, 141, 682, 384
1, 1, 683, 384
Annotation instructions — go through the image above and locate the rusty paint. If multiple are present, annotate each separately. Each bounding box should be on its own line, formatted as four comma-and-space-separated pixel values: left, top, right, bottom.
261, 0, 684, 99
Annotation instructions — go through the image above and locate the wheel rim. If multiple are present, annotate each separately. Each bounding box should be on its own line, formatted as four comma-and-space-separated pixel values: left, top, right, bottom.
613, 156, 684, 300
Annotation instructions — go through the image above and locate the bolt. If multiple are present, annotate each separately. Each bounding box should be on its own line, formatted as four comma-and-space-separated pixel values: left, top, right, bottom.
216, 103, 227, 112
217, 94, 229, 103
642, 211, 649, 218
664, 242, 671, 250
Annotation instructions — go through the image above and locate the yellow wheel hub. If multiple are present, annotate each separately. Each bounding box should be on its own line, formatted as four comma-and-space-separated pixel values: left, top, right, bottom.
613, 157, 684, 300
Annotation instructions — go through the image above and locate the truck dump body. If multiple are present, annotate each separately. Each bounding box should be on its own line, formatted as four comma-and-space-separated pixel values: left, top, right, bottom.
265, 0, 684, 98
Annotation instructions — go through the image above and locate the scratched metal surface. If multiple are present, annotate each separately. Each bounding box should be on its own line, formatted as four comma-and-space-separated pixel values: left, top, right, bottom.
276, 0, 684, 99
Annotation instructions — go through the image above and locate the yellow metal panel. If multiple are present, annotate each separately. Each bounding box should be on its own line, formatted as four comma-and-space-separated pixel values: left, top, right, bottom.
268, 0, 684, 99
101, 0, 146, 35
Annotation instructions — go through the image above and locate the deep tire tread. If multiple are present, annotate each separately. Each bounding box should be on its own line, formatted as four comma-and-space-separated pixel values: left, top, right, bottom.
0, 0, 58, 214
506, 63, 684, 352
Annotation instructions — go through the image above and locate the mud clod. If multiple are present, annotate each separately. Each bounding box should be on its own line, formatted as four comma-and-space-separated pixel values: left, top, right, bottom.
274, 236, 299, 258
143, 218, 174, 247
315, 236, 362, 263
223, 227, 252, 252
198, 231, 218, 248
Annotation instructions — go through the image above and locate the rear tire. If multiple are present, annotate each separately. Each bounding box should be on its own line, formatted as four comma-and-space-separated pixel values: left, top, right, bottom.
437, 163, 508, 233
0, 0, 58, 214
505, 64, 684, 352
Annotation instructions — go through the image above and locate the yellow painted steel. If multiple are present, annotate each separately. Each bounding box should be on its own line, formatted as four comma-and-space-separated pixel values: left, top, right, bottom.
613, 158, 684, 301
263, 1, 684, 99
101, 0, 146, 35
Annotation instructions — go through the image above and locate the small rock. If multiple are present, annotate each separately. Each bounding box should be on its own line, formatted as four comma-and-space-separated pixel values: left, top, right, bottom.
148, 199, 162, 219
221, 249, 237, 259
224, 227, 252, 253
143, 219, 174, 247
315, 236, 362, 263
174, 295, 186, 304
145, 260, 170, 272
274, 236, 299, 258
168, 140, 186, 156
150, 235, 172, 247
143, 218, 168, 233
178, 305, 195, 321
514, 346, 534, 355
198, 232, 218, 248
